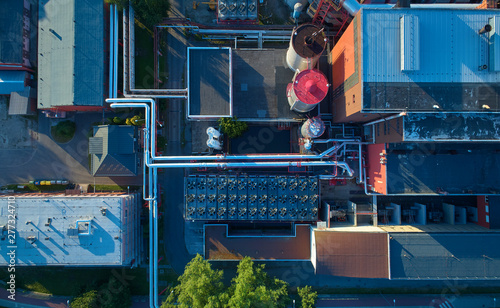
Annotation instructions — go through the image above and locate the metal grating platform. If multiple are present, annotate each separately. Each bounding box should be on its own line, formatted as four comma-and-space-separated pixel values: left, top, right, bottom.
184, 175, 319, 222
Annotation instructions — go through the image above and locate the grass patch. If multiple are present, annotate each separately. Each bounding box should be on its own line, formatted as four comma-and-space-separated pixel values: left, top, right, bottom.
88, 184, 140, 192
0, 267, 152, 296
51, 120, 76, 143
5, 183, 67, 192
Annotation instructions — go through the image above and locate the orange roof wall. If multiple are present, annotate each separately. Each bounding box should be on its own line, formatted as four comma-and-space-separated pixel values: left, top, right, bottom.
366, 143, 387, 194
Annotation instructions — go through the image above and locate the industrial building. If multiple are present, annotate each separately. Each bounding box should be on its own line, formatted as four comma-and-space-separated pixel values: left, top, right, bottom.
181, 1, 500, 281
37, 0, 106, 114
0, 0, 36, 115
89, 125, 139, 177
0, 193, 141, 266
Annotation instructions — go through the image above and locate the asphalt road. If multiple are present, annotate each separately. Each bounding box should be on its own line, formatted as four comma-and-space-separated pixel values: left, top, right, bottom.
161, 0, 193, 274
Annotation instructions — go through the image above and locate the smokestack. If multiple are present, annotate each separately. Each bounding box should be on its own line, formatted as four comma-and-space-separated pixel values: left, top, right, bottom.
479, 24, 492, 34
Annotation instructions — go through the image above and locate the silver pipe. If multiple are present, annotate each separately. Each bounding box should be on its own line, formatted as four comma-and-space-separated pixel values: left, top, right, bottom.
109, 5, 114, 98
114, 5, 118, 99
341, 0, 394, 15
362, 112, 406, 126
149, 161, 354, 177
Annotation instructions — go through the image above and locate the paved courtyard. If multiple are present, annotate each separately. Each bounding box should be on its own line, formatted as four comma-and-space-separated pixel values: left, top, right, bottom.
0, 97, 142, 186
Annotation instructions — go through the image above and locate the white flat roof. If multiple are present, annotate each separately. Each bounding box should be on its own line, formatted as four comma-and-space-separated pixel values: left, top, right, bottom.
0, 194, 136, 266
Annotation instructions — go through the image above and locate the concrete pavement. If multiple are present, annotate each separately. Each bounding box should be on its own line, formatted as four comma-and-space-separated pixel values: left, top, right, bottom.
0, 112, 142, 186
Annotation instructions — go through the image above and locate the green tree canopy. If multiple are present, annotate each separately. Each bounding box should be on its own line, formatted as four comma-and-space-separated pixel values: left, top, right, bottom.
217, 117, 248, 139
162, 255, 290, 308
162, 254, 224, 308
297, 286, 318, 308
227, 257, 289, 308
70, 290, 98, 308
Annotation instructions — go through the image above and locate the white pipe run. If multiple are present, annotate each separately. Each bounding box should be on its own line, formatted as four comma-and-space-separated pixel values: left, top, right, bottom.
107, 98, 358, 163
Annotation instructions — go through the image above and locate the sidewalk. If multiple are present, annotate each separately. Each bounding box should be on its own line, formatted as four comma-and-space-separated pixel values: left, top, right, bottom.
0, 288, 151, 308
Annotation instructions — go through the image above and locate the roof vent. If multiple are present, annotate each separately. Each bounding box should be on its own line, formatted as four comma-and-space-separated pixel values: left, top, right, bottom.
45, 218, 52, 226
400, 15, 420, 72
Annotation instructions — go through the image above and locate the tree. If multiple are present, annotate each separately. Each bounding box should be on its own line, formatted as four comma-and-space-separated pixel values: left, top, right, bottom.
297, 286, 317, 308
226, 257, 290, 308
217, 117, 248, 139
70, 290, 98, 308
162, 254, 224, 308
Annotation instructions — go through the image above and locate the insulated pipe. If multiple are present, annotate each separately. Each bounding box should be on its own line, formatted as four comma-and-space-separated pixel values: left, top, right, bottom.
109, 5, 114, 98
107, 99, 360, 162
341, 0, 394, 16
113, 5, 119, 97
150, 161, 355, 177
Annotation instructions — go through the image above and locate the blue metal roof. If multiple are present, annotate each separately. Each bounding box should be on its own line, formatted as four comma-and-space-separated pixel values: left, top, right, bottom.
361, 9, 500, 84
38, 0, 104, 109
0, 70, 26, 94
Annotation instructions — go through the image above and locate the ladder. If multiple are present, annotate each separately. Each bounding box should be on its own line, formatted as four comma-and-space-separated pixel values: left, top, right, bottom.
312, 0, 341, 25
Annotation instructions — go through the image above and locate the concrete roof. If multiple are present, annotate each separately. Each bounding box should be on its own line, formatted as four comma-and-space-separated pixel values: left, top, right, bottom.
188, 48, 231, 118
0, 194, 138, 266
403, 113, 500, 141
204, 224, 311, 260
90, 125, 138, 177
385, 143, 500, 194
187, 47, 299, 120
38, 0, 104, 109
315, 231, 389, 278
390, 233, 500, 279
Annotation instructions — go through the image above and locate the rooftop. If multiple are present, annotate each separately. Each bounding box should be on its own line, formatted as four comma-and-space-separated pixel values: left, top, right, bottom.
0, 0, 23, 64
90, 125, 138, 177
360, 9, 500, 112
187, 47, 300, 121
204, 224, 311, 260
385, 143, 500, 194
0, 194, 138, 266
188, 48, 231, 118
315, 231, 389, 278
403, 113, 500, 141
38, 0, 104, 109
390, 233, 500, 279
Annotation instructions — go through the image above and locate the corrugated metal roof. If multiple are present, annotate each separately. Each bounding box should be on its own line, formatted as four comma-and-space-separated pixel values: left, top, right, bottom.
390, 233, 500, 279
91, 125, 137, 176
89, 137, 103, 154
362, 9, 500, 83
38, 0, 104, 109
0, 70, 26, 94
0, 194, 139, 266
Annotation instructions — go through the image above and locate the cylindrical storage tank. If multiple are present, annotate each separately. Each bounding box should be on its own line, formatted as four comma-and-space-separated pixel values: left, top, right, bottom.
287, 69, 329, 113
286, 24, 327, 71
301, 117, 326, 139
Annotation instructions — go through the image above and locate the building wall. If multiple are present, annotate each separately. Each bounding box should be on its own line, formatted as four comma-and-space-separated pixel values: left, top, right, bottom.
374, 117, 404, 143
366, 143, 387, 194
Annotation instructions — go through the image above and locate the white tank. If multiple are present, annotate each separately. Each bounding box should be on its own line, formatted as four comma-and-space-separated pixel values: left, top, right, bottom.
287, 69, 329, 113
286, 24, 327, 71
301, 117, 326, 139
